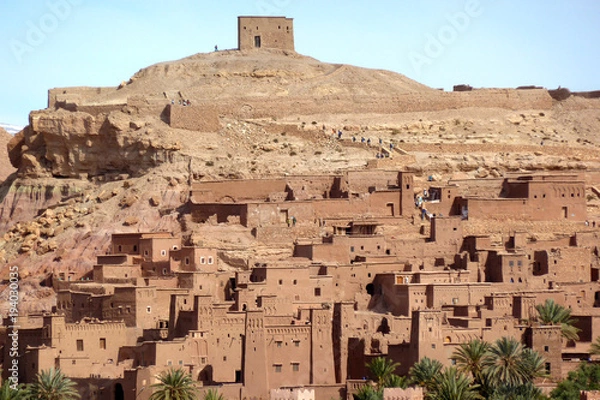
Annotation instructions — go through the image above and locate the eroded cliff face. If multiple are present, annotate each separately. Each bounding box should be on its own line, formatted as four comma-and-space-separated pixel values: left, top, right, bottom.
7, 109, 181, 179
0, 171, 186, 315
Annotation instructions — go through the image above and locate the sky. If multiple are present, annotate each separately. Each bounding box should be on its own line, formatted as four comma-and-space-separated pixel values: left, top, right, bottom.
0, 0, 599, 128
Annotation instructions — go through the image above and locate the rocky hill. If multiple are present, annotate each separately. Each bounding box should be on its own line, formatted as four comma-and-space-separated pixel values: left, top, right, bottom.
0, 127, 15, 182
2, 48, 600, 315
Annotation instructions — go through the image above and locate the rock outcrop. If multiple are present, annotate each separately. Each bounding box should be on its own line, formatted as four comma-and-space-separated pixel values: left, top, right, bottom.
8, 109, 181, 178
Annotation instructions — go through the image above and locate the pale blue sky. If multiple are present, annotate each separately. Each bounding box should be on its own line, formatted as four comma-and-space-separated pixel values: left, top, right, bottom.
1, 0, 599, 127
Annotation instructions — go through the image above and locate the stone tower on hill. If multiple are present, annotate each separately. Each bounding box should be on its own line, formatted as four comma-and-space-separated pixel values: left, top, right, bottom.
238, 16, 294, 51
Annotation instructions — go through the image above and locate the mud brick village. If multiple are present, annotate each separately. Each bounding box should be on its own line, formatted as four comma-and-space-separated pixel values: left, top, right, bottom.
2, 16, 600, 400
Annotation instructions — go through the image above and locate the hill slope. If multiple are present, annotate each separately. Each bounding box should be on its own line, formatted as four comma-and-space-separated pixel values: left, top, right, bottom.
1, 49, 600, 314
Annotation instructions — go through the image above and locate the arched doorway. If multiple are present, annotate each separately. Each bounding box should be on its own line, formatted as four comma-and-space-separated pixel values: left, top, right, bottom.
114, 383, 124, 400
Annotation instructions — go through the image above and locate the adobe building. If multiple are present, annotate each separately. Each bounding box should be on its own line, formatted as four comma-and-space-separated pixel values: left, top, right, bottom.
238, 16, 295, 51
6, 171, 600, 399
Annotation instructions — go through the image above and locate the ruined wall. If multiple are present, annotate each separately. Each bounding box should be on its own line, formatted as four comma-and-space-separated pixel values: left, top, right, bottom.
191, 203, 248, 225
238, 16, 294, 51
211, 89, 553, 120
192, 179, 287, 203
168, 104, 221, 132
246, 202, 314, 228
368, 191, 400, 217
253, 226, 320, 244
346, 170, 399, 193
47, 87, 117, 109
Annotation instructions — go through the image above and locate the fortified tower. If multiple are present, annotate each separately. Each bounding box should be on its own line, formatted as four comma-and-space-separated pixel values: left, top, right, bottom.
238, 16, 295, 51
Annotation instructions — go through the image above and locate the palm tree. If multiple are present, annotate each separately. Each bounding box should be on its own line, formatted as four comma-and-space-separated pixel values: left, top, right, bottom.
204, 388, 225, 400
409, 357, 443, 392
149, 368, 197, 400
535, 299, 580, 341
452, 339, 490, 384
589, 336, 600, 355
490, 381, 545, 400
25, 368, 80, 400
366, 357, 401, 389
0, 380, 27, 400
482, 337, 528, 388
352, 384, 381, 400
519, 348, 547, 382
427, 367, 483, 400
385, 374, 408, 389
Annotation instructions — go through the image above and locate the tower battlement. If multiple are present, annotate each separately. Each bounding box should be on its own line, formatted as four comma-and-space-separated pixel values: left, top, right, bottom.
238, 16, 294, 51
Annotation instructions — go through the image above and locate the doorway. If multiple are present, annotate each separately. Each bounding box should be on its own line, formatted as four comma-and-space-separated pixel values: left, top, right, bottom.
114, 383, 124, 400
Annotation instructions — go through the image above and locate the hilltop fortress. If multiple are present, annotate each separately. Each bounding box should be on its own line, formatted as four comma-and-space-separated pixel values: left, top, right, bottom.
3, 16, 600, 400
7, 16, 572, 180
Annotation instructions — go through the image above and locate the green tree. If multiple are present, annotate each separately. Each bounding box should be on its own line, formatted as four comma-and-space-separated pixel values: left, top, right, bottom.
589, 336, 600, 355
482, 337, 528, 388
352, 384, 381, 400
452, 339, 490, 385
427, 367, 483, 400
149, 368, 197, 400
520, 348, 547, 382
409, 357, 443, 392
550, 362, 600, 399
25, 368, 80, 400
366, 357, 401, 389
204, 388, 225, 400
0, 379, 27, 400
535, 299, 580, 341
385, 374, 408, 389
491, 382, 546, 400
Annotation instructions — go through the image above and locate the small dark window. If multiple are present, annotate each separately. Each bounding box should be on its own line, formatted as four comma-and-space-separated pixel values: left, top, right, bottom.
315, 288, 321, 297
254, 36, 261, 48
99, 338, 106, 349
77, 340, 84, 351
